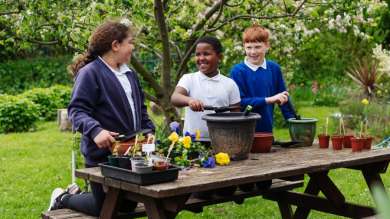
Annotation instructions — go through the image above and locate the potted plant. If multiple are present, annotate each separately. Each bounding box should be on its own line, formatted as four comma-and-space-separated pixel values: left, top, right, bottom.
251, 132, 273, 153
351, 121, 366, 152
331, 117, 344, 150
361, 99, 373, 150
318, 117, 330, 149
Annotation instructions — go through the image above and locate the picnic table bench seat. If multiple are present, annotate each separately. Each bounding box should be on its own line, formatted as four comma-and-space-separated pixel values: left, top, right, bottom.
42, 179, 303, 219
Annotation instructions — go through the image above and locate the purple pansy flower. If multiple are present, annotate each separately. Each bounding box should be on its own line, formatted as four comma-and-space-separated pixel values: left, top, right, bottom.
184, 131, 196, 141
169, 121, 180, 133
202, 157, 216, 168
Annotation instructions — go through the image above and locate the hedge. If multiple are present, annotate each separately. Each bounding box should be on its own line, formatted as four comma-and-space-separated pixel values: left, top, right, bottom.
0, 95, 39, 133
0, 56, 72, 94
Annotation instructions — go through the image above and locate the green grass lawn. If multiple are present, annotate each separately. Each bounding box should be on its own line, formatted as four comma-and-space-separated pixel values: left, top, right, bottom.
1, 106, 389, 218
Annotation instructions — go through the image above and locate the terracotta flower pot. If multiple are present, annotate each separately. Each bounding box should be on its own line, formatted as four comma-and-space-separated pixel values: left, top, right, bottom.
351, 137, 364, 152
363, 136, 373, 150
318, 134, 330, 149
343, 135, 354, 148
251, 132, 273, 153
331, 135, 343, 150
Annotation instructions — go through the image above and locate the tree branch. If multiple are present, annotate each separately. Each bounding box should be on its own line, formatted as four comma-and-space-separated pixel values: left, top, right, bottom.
143, 92, 159, 103
206, 0, 307, 32
175, 0, 224, 82
0, 10, 20, 16
170, 40, 182, 64
154, 0, 172, 93
131, 54, 165, 98
138, 43, 163, 60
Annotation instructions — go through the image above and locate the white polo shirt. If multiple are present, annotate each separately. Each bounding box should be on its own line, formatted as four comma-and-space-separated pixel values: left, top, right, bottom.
177, 71, 241, 138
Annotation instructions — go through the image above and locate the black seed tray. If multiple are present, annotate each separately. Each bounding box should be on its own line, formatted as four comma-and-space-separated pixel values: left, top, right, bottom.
99, 162, 180, 185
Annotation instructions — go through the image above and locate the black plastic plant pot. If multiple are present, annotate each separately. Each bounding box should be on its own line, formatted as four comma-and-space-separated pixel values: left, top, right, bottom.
107, 155, 119, 167
117, 156, 132, 169
202, 112, 261, 161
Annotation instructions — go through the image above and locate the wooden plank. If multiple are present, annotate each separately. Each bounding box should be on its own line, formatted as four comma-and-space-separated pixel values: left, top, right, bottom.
76, 147, 390, 198
42, 209, 97, 219
264, 191, 375, 218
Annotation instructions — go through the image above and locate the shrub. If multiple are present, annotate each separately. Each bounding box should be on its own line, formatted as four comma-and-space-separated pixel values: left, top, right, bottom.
20, 85, 72, 121
0, 56, 72, 94
313, 86, 347, 107
50, 85, 73, 108
0, 95, 39, 133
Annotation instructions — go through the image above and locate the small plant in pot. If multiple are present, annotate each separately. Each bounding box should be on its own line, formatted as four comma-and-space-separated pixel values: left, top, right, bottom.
351, 121, 367, 152
318, 117, 330, 149
331, 117, 344, 150
251, 132, 273, 153
361, 99, 373, 150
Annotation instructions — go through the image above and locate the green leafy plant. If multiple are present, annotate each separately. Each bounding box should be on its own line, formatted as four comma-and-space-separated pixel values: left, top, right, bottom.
20, 85, 72, 121
0, 95, 39, 133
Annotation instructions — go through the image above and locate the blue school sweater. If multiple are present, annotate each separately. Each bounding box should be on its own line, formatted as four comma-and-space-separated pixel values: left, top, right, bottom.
230, 60, 295, 133
68, 58, 155, 166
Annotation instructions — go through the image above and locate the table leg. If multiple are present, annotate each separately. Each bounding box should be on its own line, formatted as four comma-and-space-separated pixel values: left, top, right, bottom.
277, 201, 293, 219
293, 177, 320, 219
362, 162, 389, 206
143, 198, 178, 219
100, 187, 120, 219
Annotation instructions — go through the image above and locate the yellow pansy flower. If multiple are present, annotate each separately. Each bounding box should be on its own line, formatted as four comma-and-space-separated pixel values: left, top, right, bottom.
195, 129, 201, 140
215, 152, 230, 165
182, 136, 192, 149
361, 98, 369, 105
168, 132, 179, 143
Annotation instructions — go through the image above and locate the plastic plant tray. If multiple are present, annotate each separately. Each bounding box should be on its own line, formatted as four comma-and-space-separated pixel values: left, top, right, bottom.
99, 162, 180, 185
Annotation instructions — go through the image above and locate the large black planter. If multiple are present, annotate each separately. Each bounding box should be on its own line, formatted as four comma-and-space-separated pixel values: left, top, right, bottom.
202, 112, 261, 160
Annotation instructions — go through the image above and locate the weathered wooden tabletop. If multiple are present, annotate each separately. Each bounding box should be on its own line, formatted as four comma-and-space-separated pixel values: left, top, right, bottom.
76, 146, 390, 198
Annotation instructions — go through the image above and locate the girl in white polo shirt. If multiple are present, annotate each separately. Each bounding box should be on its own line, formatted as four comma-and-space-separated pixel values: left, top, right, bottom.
171, 36, 241, 138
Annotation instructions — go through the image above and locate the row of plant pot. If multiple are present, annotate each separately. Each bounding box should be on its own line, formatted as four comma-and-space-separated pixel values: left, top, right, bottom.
318, 134, 373, 152
107, 155, 170, 173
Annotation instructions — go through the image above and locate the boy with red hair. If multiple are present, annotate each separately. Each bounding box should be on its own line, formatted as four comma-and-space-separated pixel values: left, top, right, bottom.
230, 24, 295, 133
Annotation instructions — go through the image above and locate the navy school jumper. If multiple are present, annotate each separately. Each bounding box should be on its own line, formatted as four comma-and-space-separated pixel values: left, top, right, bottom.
230, 60, 295, 133
68, 58, 155, 166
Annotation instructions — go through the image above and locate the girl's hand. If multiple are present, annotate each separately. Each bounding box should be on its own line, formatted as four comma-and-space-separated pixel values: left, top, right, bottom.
188, 99, 204, 111
266, 91, 289, 105
93, 130, 118, 149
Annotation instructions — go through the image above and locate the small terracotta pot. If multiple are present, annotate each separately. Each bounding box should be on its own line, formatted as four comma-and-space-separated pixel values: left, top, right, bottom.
331, 135, 343, 150
318, 134, 330, 149
343, 135, 354, 148
351, 137, 364, 152
363, 136, 373, 150
251, 132, 273, 153
153, 160, 169, 171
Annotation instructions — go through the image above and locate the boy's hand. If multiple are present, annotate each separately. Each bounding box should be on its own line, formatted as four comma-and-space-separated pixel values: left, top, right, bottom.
266, 91, 289, 105
188, 99, 204, 111
93, 130, 118, 149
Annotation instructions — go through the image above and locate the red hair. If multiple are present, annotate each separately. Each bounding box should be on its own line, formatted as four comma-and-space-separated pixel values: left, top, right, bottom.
242, 24, 270, 44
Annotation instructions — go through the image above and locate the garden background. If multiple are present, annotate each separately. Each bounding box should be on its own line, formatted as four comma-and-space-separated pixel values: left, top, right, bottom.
0, 0, 390, 218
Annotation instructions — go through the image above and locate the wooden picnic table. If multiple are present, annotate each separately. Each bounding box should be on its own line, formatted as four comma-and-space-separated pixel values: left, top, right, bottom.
76, 145, 390, 219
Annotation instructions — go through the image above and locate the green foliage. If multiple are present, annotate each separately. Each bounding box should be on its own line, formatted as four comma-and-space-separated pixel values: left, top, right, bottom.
157, 138, 210, 167
0, 95, 39, 133
0, 56, 72, 94
340, 97, 390, 138
293, 31, 375, 85
21, 85, 72, 121
313, 86, 347, 107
